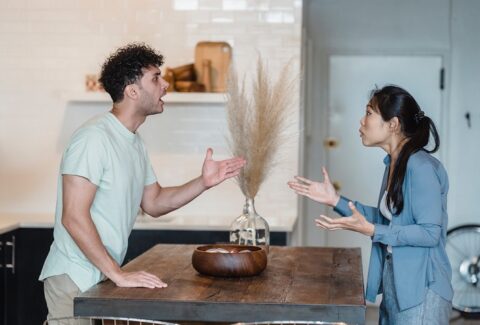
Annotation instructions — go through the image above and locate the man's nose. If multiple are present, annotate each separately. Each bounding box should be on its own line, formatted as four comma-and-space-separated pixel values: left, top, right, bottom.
161, 78, 169, 90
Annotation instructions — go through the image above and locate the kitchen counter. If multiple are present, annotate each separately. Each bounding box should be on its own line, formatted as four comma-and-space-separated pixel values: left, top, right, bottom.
0, 212, 297, 235
0, 213, 54, 234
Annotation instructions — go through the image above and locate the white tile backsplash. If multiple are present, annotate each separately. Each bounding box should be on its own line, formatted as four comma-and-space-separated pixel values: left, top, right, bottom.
199, 0, 222, 10
0, 0, 302, 221
174, 0, 199, 11
210, 11, 234, 23
222, 0, 247, 11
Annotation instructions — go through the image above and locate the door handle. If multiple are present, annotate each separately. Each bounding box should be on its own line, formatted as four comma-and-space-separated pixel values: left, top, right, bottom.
332, 181, 341, 192
6, 236, 15, 274
324, 137, 339, 149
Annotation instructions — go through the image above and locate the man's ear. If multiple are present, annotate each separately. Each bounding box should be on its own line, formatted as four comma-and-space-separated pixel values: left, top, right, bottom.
124, 84, 139, 100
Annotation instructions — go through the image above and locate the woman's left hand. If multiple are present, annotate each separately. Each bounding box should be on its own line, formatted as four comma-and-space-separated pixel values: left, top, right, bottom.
315, 202, 375, 237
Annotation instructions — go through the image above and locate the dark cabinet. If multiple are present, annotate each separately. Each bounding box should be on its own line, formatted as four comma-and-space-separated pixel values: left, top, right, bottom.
0, 228, 54, 325
1, 230, 18, 325
0, 237, 2, 325
124, 229, 287, 264
1, 233, 5, 325
0, 235, 3, 325
0, 228, 53, 325
15, 228, 53, 325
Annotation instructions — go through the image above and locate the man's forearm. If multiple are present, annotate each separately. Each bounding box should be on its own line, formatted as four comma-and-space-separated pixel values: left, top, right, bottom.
148, 176, 208, 217
62, 212, 122, 281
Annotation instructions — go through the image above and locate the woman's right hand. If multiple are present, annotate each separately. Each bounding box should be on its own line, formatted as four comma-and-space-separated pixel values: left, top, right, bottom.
287, 167, 340, 207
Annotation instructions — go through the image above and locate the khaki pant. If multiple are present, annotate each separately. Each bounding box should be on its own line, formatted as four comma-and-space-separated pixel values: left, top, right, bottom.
43, 274, 90, 325
44, 275, 150, 325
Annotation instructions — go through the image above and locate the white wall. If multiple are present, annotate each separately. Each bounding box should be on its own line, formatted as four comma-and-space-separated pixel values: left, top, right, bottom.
302, 0, 478, 246
449, 0, 480, 227
0, 0, 301, 225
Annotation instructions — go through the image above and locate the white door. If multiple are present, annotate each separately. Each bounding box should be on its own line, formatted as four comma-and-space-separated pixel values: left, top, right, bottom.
327, 55, 443, 293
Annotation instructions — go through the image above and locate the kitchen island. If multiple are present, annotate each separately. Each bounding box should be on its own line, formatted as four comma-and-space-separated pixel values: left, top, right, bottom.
74, 244, 366, 324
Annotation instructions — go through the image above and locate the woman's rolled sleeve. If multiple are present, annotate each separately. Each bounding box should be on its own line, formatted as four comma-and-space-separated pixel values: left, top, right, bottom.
334, 195, 379, 223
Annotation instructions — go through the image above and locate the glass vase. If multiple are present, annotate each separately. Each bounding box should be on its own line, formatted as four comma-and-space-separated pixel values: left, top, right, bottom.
229, 198, 270, 253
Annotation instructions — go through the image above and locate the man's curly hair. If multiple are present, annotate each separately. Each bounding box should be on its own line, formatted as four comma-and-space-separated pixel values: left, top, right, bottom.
99, 43, 164, 103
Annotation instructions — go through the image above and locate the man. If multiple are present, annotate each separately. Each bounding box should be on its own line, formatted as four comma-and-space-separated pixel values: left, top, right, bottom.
39, 43, 245, 322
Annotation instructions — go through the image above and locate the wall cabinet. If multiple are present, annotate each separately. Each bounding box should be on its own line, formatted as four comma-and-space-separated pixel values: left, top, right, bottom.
1, 227, 287, 325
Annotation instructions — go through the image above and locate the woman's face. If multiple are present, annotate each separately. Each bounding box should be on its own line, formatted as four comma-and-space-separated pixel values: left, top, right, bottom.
359, 101, 391, 147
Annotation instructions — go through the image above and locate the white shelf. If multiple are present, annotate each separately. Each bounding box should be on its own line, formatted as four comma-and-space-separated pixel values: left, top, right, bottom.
66, 92, 227, 104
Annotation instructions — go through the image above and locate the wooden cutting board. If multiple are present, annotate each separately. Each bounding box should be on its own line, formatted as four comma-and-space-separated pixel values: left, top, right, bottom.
194, 41, 232, 93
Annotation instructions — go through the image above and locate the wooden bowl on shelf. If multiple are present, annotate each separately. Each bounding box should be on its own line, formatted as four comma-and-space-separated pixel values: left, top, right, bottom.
192, 244, 267, 277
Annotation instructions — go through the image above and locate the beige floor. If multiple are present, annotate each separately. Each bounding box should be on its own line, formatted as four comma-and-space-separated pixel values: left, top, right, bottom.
365, 307, 480, 324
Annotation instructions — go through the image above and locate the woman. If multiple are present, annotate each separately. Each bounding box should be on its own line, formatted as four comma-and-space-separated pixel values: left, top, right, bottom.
288, 85, 453, 324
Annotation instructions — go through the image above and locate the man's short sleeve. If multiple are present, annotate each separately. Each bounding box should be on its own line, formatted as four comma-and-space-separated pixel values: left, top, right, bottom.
144, 150, 157, 186
61, 129, 106, 186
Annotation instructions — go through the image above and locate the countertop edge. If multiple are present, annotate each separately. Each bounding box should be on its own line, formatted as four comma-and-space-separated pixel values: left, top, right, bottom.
1, 214, 297, 235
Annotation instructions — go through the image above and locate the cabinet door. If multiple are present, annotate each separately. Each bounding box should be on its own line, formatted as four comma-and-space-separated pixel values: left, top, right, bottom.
16, 228, 53, 325
2, 231, 17, 325
1, 234, 5, 325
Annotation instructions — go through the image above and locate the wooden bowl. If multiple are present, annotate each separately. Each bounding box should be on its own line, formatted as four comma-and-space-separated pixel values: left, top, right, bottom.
192, 244, 267, 277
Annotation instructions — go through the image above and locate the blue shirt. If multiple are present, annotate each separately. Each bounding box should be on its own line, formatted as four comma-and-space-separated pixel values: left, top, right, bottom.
334, 150, 453, 311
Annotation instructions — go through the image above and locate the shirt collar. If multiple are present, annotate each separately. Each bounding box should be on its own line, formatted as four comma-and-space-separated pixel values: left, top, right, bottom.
106, 112, 137, 143
383, 155, 391, 165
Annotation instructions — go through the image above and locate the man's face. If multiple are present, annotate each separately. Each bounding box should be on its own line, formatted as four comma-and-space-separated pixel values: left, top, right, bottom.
136, 65, 169, 115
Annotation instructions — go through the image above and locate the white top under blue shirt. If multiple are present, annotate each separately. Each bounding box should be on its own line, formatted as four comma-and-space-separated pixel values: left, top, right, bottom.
39, 112, 157, 292
379, 191, 393, 253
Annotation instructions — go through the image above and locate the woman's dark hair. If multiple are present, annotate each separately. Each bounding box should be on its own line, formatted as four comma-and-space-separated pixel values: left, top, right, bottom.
99, 43, 164, 103
370, 85, 440, 215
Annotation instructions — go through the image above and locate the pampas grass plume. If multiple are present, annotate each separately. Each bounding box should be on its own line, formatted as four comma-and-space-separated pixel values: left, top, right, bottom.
226, 57, 296, 199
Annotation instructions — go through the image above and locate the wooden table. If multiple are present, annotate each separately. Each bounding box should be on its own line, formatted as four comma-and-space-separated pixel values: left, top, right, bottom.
74, 244, 365, 324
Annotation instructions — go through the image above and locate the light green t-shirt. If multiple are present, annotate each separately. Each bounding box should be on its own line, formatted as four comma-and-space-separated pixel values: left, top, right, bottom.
39, 112, 157, 292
